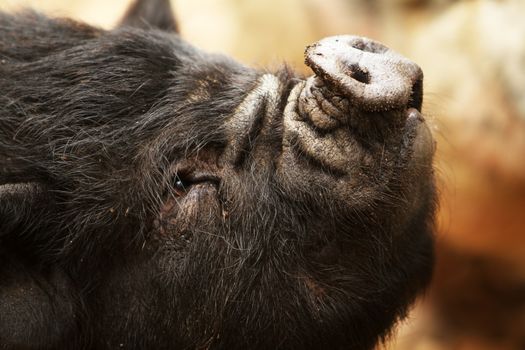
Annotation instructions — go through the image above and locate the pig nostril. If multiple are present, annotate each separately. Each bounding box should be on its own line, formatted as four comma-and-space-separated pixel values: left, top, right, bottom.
350, 40, 366, 51
349, 39, 388, 54
409, 77, 423, 111
346, 63, 370, 84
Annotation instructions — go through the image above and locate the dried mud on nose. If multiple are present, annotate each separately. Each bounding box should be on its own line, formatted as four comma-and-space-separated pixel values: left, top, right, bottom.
305, 35, 423, 112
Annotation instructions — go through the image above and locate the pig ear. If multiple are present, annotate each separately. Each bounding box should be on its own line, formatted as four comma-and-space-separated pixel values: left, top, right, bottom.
119, 0, 179, 33
0, 181, 50, 236
0, 156, 54, 236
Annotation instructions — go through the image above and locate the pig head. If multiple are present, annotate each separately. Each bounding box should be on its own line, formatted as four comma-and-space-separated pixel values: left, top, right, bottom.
0, 1, 436, 349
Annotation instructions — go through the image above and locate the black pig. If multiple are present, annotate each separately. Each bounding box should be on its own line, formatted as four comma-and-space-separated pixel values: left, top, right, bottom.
0, 0, 436, 349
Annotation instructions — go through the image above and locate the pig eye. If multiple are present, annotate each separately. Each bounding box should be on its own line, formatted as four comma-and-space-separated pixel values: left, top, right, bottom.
173, 175, 191, 196
171, 171, 220, 197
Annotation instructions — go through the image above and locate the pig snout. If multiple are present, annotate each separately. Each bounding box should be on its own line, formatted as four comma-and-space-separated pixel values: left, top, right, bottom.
282, 35, 431, 176
304, 35, 423, 113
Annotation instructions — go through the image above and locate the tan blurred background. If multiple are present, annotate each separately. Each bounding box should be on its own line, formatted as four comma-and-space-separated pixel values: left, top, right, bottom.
1, 0, 524, 349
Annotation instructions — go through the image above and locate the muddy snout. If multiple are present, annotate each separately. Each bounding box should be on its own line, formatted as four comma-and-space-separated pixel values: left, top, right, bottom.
304, 35, 423, 117
282, 35, 431, 176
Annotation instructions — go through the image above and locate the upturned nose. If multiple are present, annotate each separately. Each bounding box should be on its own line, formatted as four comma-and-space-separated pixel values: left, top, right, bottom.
305, 35, 423, 112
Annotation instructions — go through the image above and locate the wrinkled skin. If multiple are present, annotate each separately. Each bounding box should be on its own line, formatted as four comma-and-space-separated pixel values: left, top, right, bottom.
0, 1, 436, 349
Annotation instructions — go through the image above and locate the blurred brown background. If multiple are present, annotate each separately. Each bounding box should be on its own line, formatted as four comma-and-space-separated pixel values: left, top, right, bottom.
1, 0, 524, 349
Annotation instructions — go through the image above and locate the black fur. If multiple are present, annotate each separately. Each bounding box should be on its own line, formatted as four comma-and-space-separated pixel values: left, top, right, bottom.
0, 2, 436, 349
